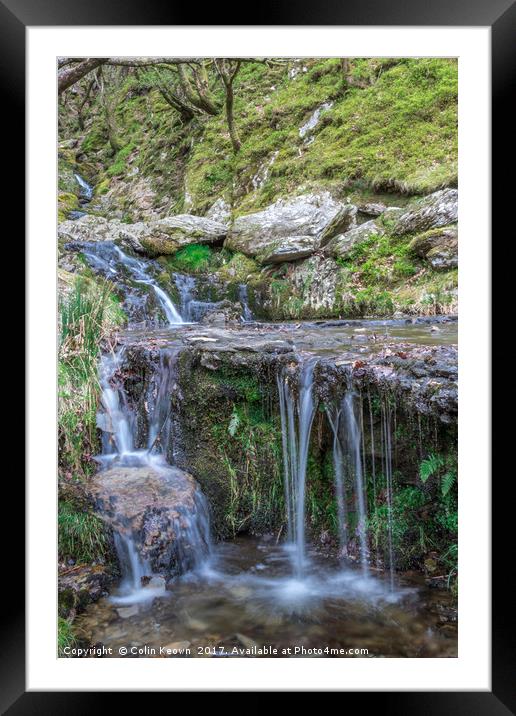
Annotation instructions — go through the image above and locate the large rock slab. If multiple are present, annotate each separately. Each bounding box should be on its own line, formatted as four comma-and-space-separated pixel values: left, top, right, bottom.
325, 220, 384, 259
139, 215, 228, 257
392, 189, 458, 236
226, 192, 345, 263
58, 214, 228, 257
409, 226, 458, 270
90, 465, 210, 578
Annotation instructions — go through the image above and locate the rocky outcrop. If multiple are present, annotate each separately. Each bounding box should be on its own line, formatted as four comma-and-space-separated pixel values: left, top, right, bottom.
392, 189, 458, 236
225, 192, 345, 264
58, 565, 116, 619
205, 197, 231, 226
138, 215, 228, 256
356, 201, 388, 217
409, 226, 458, 270
325, 220, 384, 259
90, 464, 210, 577
318, 204, 357, 246
58, 214, 228, 257
287, 254, 344, 314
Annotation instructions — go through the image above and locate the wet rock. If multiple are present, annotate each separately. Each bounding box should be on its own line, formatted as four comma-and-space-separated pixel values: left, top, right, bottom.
117, 605, 139, 618
392, 189, 458, 236
199, 300, 243, 326
324, 220, 384, 259
90, 465, 210, 578
58, 565, 115, 619
226, 192, 345, 263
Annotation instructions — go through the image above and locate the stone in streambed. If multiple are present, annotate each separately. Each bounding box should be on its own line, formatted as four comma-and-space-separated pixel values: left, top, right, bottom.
90, 465, 210, 578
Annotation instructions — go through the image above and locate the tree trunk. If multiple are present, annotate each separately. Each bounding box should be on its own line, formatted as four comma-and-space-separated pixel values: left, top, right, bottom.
225, 81, 241, 153
58, 58, 107, 94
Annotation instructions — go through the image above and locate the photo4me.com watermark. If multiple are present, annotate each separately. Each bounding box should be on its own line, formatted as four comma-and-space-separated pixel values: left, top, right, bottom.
62, 644, 371, 657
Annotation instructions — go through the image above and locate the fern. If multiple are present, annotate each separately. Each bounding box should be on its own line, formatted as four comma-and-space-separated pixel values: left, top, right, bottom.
419, 453, 445, 483
441, 470, 456, 497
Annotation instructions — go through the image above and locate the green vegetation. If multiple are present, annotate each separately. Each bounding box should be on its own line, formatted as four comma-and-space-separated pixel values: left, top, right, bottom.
58, 502, 111, 563
165, 244, 218, 274
58, 276, 126, 478
58, 617, 77, 656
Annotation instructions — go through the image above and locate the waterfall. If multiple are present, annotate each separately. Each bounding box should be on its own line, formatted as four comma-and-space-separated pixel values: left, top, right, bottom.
381, 401, 395, 589
74, 173, 93, 201
342, 393, 369, 575
97, 346, 181, 466
277, 360, 317, 576
95, 345, 212, 600
97, 347, 135, 460
77, 242, 183, 325
326, 406, 348, 555
174, 274, 196, 322
114, 531, 152, 593
239, 284, 253, 322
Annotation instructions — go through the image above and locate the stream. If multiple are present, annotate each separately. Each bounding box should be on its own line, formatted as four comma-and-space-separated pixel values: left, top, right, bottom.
69, 222, 457, 658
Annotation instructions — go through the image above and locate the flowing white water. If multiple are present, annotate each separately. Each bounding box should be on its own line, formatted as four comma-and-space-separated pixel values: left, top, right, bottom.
174, 274, 196, 322
96, 346, 212, 602
239, 284, 253, 322
326, 406, 348, 556
381, 401, 395, 589
78, 242, 183, 324
277, 360, 317, 576
74, 172, 93, 201
342, 392, 369, 575
299, 101, 333, 139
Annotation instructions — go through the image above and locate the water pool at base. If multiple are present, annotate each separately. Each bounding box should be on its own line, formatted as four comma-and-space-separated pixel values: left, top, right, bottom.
75, 536, 457, 658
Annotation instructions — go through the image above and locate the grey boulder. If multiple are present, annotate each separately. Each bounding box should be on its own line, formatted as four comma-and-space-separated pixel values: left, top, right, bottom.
392, 189, 458, 236
226, 192, 345, 264
325, 220, 384, 259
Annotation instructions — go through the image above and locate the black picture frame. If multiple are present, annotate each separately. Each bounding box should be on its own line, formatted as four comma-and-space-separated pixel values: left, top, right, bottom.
6, 0, 512, 709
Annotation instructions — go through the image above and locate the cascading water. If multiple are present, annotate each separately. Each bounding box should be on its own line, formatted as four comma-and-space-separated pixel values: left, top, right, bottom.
74, 173, 93, 201
381, 401, 395, 589
342, 392, 369, 575
174, 274, 196, 322
68, 173, 93, 220
239, 284, 253, 322
326, 406, 348, 556
73, 241, 183, 325
277, 360, 317, 576
94, 345, 212, 602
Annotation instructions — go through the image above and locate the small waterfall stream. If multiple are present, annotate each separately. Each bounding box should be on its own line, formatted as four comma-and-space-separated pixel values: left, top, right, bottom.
239, 284, 253, 322
277, 360, 317, 577
95, 345, 211, 602
342, 392, 369, 575
77, 242, 183, 324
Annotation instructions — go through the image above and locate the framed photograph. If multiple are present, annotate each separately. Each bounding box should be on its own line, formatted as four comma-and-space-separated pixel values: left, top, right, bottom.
7, 0, 511, 707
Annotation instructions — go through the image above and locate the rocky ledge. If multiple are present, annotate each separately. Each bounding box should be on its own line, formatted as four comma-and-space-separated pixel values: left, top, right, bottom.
121, 318, 458, 423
